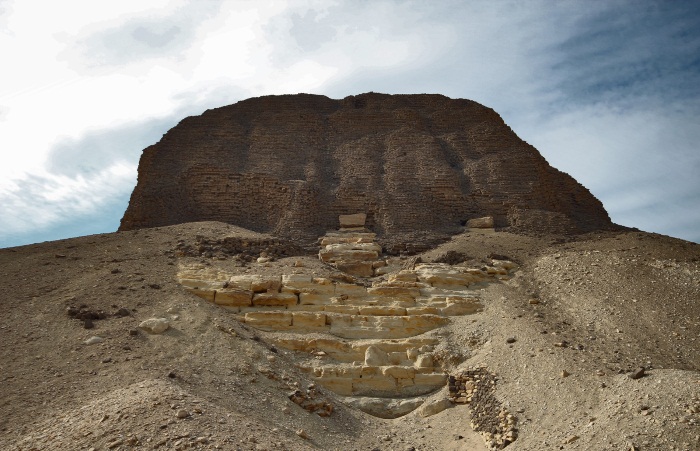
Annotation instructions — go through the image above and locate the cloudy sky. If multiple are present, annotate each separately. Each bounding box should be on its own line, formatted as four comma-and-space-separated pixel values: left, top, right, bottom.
1, 0, 699, 247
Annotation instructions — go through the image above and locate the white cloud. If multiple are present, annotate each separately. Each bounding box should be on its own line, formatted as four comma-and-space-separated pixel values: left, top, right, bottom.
1, 0, 698, 246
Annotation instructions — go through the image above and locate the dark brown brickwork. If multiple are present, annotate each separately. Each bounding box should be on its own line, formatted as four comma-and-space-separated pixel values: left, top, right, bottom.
120, 93, 613, 248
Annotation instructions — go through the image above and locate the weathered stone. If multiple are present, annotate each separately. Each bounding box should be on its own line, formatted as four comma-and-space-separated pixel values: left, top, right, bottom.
252, 292, 298, 307
466, 216, 494, 228
139, 318, 170, 334
291, 312, 327, 330
417, 398, 452, 417
244, 311, 292, 329
215, 288, 253, 306
339, 213, 367, 228
364, 345, 389, 366
334, 260, 374, 277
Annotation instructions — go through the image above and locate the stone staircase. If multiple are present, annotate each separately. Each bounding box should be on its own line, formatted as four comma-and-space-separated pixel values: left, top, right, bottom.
176, 216, 516, 418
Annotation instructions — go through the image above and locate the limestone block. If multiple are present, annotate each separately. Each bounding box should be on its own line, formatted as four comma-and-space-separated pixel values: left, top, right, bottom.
323, 305, 359, 315
185, 287, 216, 302
280, 274, 313, 293
415, 354, 433, 368
287, 304, 325, 312
319, 243, 380, 262
316, 376, 353, 396
417, 398, 452, 417
388, 270, 418, 283
466, 216, 494, 228
492, 260, 517, 270
339, 213, 367, 228
358, 306, 407, 316
139, 317, 170, 334
244, 311, 292, 330
320, 232, 376, 246
382, 366, 415, 379
415, 264, 485, 287
335, 260, 374, 277
292, 312, 327, 330
352, 375, 397, 396
334, 283, 369, 298
299, 292, 336, 305
328, 314, 448, 339
440, 297, 482, 316
179, 279, 225, 290
388, 352, 412, 366
214, 288, 253, 306
229, 275, 281, 292
252, 292, 298, 307
364, 345, 389, 366
406, 306, 440, 315
367, 286, 420, 299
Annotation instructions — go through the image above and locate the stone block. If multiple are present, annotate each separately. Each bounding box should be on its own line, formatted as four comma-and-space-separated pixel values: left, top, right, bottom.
406, 306, 440, 315
414, 373, 447, 387
417, 398, 452, 417
334, 283, 369, 298
335, 260, 374, 277
214, 288, 253, 306
244, 311, 292, 330
323, 305, 359, 315
364, 345, 389, 366
252, 292, 298, 307
299, 292, 335, 305
358, 306, 407, 316
292, 312, 327, 330
466, 216, 494, 228
440, 297, 482, 315
339, 213, 367, 228
367, 286, 420, 299
381, 366, 415, 379
184, 287, 216, 302
316, 376, 353, 396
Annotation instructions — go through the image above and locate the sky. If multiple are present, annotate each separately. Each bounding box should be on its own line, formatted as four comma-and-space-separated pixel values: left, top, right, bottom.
1, 0, 699, 247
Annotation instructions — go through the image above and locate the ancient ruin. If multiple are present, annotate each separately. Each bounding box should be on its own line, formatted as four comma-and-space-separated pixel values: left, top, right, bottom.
120, 93, 613, 252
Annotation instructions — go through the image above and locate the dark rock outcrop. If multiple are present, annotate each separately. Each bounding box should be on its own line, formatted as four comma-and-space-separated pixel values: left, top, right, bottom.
120, 93, 612, 250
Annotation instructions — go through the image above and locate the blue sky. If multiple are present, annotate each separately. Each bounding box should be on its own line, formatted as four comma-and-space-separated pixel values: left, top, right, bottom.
1, 0, 699, 247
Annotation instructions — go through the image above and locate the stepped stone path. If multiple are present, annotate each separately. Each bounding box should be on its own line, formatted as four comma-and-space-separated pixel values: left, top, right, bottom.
176, 216, 516, 419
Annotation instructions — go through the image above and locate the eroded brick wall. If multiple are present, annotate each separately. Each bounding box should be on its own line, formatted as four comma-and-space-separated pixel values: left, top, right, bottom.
120, 93, 613, 247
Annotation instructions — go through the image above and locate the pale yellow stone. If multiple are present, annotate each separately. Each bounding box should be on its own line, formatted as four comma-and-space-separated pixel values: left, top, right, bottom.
291, 312, 327, 330
335, 260, 375, 277
323, 305, 359, 315
179, 279, 225, 290
381, 366, 415, 379
185, 287, 216, 302
339, 213, 367, 228
244, 311, 292, 329
214, 288, 253, 306
299, 292, 336, 305
358, 306, 407, 316
252, 292, 298, 307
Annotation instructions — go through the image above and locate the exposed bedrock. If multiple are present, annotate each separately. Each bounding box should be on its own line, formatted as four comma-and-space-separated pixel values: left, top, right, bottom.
120, 93, 613, 250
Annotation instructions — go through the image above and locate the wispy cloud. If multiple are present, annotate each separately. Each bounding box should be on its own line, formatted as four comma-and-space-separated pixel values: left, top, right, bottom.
0, 0, 698, 246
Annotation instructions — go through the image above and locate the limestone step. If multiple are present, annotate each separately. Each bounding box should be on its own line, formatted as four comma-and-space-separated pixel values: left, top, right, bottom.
271, 336, 438, 363
341, 396, 427, 419
240, 311, 449, 339
300, 364, 447, 398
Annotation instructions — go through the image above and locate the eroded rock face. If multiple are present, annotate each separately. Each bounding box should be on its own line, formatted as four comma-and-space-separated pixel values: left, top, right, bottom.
120, 93, 612, 250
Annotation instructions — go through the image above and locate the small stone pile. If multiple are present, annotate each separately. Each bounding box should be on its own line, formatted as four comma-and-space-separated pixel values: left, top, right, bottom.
288, 384, 333, 417
449, 368, 517, 449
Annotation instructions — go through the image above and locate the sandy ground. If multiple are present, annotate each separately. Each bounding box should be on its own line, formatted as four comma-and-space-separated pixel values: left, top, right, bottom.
0, 221, 698, 450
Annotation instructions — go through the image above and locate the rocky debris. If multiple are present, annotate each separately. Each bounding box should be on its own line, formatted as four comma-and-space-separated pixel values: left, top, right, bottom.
66, 305, 108, 328
119, 93, 613, 246
288, 385, 333, 417
432, 251, 470, 265
175, 235, 305, 261
629, 367, 646, 379
449, 368, 518, 449
138, 318, 170, 334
